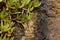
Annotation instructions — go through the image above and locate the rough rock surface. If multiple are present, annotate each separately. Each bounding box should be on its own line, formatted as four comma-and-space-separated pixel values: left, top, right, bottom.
13, 0, 60, 40
34, 0, 60, 40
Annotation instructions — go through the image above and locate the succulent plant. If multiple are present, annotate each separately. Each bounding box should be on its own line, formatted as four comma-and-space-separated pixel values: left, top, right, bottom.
0, 21, 14, 33
0, 35, 14, 40
0, 0, 41, 40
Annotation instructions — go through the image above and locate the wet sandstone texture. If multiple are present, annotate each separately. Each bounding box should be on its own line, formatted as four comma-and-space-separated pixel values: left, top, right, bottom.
13, 0, 60, 40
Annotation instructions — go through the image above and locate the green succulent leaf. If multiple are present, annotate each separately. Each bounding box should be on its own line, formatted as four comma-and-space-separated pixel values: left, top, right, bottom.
10, 37, 14, 40
34, 0, 41, 7
0, 0, 2, 2
20, 0, 30, 8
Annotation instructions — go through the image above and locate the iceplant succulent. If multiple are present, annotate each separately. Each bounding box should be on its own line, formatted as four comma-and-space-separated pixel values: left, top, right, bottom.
0, 0, 41, 23
0, 0, 41, 40
0, 21, 14, 34
0, 35, 14, 40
